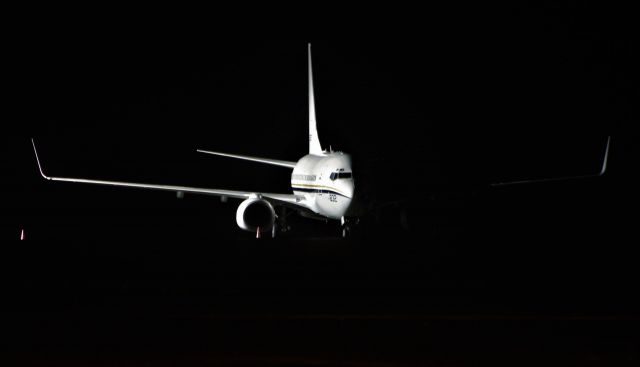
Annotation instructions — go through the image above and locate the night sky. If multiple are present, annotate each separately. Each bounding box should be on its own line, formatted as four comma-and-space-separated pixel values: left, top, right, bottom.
3, 9, 636, 239
2, 4, 639, 364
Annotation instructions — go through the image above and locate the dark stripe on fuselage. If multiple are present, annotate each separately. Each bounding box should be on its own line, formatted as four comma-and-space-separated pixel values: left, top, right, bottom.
292, 186, 351, 199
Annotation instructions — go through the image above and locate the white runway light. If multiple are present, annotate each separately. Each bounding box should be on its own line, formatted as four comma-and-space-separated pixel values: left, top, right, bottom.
20, 229, 25, 241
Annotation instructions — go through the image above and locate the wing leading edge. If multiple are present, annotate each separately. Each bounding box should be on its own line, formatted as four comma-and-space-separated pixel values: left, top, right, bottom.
32, 139, 304, 206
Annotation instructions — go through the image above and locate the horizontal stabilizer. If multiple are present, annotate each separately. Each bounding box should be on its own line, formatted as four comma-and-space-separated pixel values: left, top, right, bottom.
196, 149, 297, 168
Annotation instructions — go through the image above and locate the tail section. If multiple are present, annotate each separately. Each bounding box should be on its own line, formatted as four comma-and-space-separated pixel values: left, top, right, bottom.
308, 43, 324, 155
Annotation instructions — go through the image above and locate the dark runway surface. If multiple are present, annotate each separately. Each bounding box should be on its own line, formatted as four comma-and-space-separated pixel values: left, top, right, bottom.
2, 230, 639, 366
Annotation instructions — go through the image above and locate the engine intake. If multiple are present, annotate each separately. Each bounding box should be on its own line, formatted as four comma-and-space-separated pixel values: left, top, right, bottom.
236, 197, 276, 232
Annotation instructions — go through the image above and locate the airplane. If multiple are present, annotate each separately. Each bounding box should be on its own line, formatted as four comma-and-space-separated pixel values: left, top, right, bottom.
31, 43, 360, 238
30, 43, 611, 238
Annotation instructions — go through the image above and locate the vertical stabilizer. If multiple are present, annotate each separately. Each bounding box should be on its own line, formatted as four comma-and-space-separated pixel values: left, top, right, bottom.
308, 43, 323, 155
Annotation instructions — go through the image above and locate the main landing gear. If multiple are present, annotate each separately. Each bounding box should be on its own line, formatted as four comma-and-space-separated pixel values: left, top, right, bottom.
255, 225, 278, 239
267, 207, 292, 238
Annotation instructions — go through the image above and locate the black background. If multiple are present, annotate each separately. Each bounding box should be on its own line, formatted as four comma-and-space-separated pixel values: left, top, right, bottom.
2, 3, 639, 366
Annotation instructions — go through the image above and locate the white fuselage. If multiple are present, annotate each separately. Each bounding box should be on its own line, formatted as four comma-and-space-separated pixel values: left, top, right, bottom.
291, 152, 355, 220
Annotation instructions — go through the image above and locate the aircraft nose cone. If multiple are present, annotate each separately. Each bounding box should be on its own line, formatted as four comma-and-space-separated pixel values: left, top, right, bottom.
345, 180, 355, 198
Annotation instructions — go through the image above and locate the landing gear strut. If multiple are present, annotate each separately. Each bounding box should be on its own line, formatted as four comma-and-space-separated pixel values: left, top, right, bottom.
272, 207, 293, 238
256, 226, 277, 239
341, 216, 359, 238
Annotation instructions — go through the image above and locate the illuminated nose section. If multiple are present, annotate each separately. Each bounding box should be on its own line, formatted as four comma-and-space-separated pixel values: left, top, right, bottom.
326, 154, 354, 199
342, 179, 355, 199
328, 172, 354, 197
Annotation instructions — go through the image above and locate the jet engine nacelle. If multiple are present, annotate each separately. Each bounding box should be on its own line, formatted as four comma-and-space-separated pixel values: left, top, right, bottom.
236, 197, 276, 232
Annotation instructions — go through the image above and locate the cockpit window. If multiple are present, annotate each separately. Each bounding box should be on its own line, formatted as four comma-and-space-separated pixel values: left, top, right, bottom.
330, 172, 352, 180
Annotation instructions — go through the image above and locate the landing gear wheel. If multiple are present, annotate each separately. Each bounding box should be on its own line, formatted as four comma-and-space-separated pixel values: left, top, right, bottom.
342, 225, 350, 238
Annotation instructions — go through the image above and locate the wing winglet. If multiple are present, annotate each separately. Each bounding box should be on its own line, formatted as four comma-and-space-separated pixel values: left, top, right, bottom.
31, 138, 51, 180
491, 136, 611, 187
599, 136, 610, 176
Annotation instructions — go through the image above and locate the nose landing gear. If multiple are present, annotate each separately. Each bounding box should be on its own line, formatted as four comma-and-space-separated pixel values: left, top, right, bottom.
340, 216, 359, 238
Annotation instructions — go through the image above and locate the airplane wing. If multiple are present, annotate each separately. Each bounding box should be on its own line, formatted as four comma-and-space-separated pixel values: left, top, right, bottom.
490, 136, 610, 187
31, 139, 305, 207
